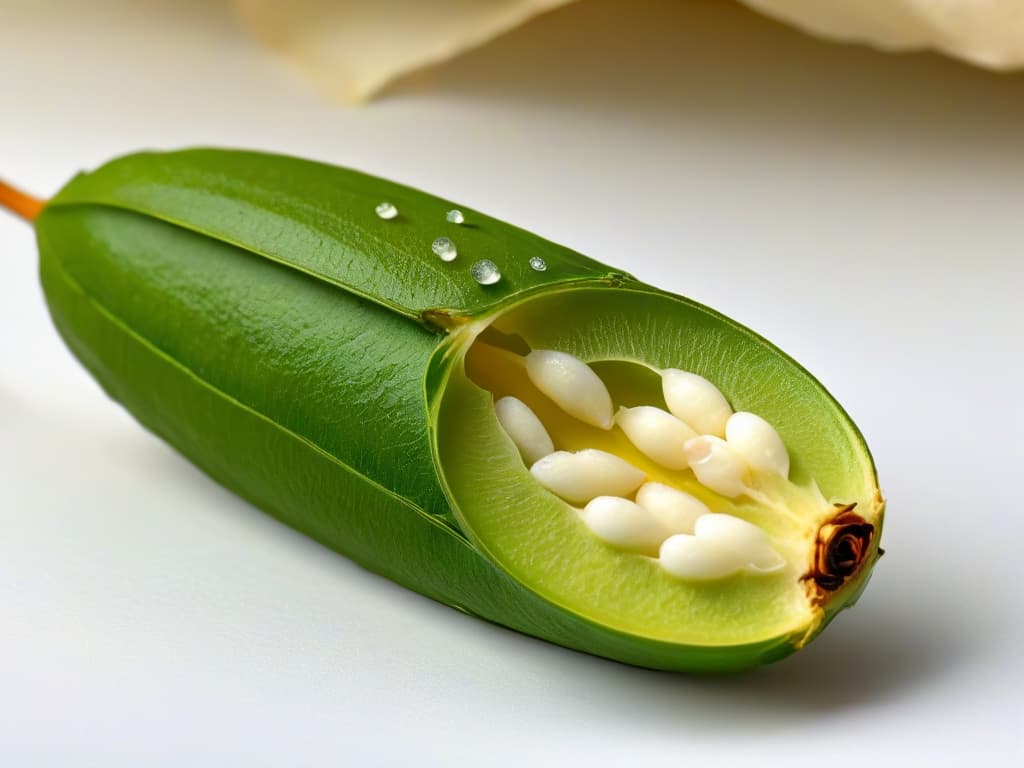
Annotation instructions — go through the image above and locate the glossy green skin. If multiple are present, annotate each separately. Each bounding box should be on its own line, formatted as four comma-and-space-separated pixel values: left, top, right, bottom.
36, 149, 880, 672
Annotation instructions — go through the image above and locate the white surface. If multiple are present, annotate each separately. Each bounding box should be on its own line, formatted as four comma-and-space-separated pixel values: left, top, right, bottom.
1, 0, 1022, 764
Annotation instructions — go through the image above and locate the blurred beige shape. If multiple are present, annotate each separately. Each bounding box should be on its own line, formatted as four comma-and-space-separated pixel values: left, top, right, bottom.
740, 0, 1024, 70
232, 0, 1024, 104
231, 0, 576, 103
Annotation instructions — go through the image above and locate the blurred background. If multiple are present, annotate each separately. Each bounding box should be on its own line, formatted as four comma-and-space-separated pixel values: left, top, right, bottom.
1, 0, 1021, 764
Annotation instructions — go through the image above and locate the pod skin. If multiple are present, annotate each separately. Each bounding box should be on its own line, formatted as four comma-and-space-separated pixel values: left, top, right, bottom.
27, 149, 884, 672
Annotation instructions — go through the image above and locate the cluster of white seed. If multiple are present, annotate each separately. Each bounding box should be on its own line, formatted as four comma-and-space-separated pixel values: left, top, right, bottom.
493, 350, 792, 580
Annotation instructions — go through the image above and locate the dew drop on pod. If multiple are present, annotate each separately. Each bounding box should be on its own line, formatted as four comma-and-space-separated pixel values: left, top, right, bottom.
0, 150, 884, 672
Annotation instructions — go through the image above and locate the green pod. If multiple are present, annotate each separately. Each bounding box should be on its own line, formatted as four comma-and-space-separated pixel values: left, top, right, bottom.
32, 148, 883, 672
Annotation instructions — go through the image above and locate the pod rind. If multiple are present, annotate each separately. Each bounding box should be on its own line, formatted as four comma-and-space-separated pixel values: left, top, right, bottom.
49, 148, 624, 323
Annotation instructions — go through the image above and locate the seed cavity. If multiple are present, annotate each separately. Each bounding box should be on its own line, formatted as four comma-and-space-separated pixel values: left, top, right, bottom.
683, 435, 749, 498
616, 406, 697, 470
525, 350, 614, 430
375, 201, 398, 220
662, 369, 733, 437
432, 237, 457, 262
446, 209, 465, 224
635, 482, 710, 535
471, 259, 502, 285
530, 449, 645, 504
580, 497, 667, 555
726, 412, 790, 478
479, 342, 795, 582
494, 396, 553, 465
529, 256, 547, 272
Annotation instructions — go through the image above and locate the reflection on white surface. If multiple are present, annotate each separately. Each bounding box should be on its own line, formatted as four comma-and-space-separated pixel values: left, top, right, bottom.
1, 0, 1022, 764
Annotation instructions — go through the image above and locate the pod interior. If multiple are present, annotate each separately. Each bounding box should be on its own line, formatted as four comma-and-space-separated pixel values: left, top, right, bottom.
434, 285, 881, 648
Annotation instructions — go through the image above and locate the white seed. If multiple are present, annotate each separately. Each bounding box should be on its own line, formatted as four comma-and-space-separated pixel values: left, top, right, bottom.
725, 411, 790, 478
683, 435, 749, 498
746, 551, 787, 573
525, 350, 614, 430
658, 534, 746, 580
693, 513, 786, 573
661, 369, 733, 437
635, 482, 711, 536
530, 449, 645, 504
693, 512, 765, 548
580, 497, 668, 555
615, 406, 697, 470
494, 397, 554, 466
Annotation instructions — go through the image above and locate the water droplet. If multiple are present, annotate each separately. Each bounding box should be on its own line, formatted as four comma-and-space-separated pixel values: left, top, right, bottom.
529, 256, 547, 272
432, 237, 457, 262
375, 202, 398, 220
446, 209, 465, 224
471, 259, 501, 285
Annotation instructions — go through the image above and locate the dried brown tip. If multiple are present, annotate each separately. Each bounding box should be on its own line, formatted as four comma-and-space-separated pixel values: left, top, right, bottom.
0, 178, 46, 222
804, 503, 875, 603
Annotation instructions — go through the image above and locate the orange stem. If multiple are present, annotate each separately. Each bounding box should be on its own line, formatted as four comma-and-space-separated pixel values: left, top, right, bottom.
0, 178, 46, 222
